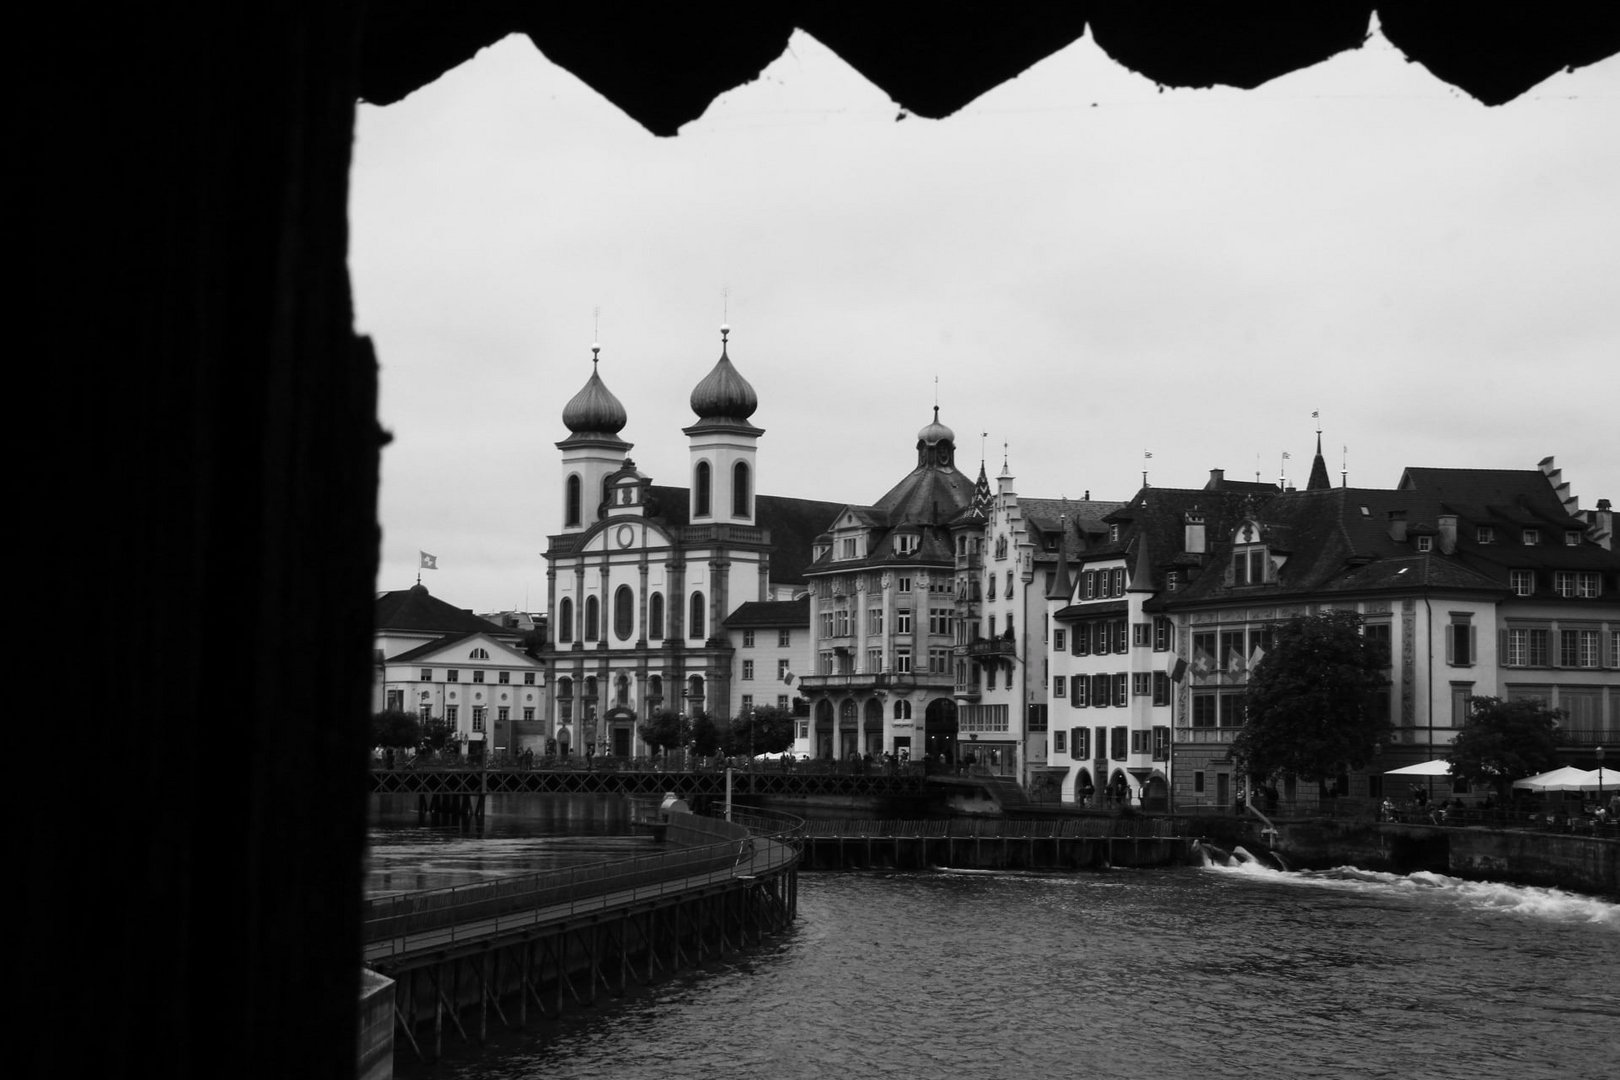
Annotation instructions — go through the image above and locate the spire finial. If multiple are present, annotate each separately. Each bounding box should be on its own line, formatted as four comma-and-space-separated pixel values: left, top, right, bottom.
591, 342, 601, 369
1002, 440, 1009, 472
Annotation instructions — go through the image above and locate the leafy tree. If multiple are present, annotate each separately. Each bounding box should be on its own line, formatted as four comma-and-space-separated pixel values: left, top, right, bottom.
371, 709, 421, 748
723, 706, 797, 757
1446, 695, 1565, 798
637, 709, 691, 754
1234, 610, 1391, 783
689, 711, 721, 757
420, 715, 456, 753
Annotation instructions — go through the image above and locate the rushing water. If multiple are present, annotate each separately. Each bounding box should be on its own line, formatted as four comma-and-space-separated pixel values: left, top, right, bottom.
374, 803, 1617, 1080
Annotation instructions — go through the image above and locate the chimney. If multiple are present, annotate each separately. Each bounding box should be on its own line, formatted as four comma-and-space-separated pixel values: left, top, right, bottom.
1437, 514, 1457, 555
1185, 511, 1206, 554
1388, 510, 1407, 543
1207, 468, 1225, 490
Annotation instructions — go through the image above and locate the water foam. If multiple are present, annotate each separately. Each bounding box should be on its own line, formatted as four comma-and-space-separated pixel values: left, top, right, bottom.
1201, 852, 1619, 928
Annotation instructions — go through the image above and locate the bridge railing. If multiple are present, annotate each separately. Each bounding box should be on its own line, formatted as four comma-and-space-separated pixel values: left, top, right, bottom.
364, 808, 805, 952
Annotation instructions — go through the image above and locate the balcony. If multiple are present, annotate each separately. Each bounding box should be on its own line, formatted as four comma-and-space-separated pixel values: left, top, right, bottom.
957, 638, 1016, 660
796, 671, 946, 695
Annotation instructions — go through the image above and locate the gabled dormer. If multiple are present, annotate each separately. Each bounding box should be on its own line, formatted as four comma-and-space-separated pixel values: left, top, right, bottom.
1227, 519, 1286, 586
603, 459, 652, 518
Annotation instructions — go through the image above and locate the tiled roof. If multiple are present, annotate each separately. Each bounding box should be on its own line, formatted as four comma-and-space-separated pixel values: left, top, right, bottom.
375, 585, 509, 635
641, 484, 844, 585
722, 597, 810, 628
873, 463, 978, 524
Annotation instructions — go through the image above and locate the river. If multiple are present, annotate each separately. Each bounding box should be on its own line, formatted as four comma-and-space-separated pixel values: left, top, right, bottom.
370, 799, 1617, 1080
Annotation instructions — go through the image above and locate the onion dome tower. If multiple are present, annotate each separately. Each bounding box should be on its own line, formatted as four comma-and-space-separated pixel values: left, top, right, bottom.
874, 407, 977, 525
557, 345, 632, 533
684, 325, 764, 524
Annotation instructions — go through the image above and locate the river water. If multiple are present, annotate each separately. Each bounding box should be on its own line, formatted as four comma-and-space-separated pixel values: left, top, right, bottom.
371, 800, 1617, 1080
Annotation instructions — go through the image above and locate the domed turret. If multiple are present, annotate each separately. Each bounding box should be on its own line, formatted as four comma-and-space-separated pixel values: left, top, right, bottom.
916, 406, 954, 448
689, 326, 758, 422
562, 346, 628, 435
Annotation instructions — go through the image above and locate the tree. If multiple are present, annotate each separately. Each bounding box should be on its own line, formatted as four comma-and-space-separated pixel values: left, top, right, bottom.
420, 714, 455, 754
1447, 696, 1565, 798
370, 709, 421, 749
1234, 610, 1390, 783
723, 706, 796, 757
637, 709, 690, 755
689, 711, 721, 757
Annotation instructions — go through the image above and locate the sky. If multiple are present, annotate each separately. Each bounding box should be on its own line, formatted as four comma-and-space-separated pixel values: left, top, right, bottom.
350, 25, 1619, 615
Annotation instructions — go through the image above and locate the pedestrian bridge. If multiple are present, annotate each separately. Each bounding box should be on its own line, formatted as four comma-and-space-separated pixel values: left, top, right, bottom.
362, 804, 803, 1064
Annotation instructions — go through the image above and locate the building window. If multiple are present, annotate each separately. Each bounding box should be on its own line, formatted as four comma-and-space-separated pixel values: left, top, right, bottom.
741, 694, 753, 711
1132, 673, 1151, 697
1166, 571, 1179, 592
742, 660, 755, 681
1152, 672, 1171, 706
1070, 727, 1089, 757
446, 705, 459, 726
419, 668, 432, 682
565, 474, 582, 528
447, 669, 459, 683
778, 658, 791, 680
1054, 629, 1066, 652
1476, 526, 1494, 544
1194, 771, 1205, 794
896, 648, 913, 674
835, 608, 850, 636
1447, 615, 1474, 666
1111, 726, 1127, 759
1416, 535, 1433, 553
778, 695, 790, 711
778, 629, 791, 648
1219, 694, 1245, 728
929, 608, 952, 635
1505, 627, 1549, 667
1113, 673, 1128, 707
1053, 675, 1066, 698
557, 597, 574, 643
1565, 530, 1582, 546
497, 706, 509, 724
472, 670, 485, 683
1133, 623, 1150, 648
1363, 622, 1392, 668
1510, 570, 1534, 597
690, 592, 706, 639
648, 592, 664, 640
1153, 618, 1170, 652
1192, 693, 1216, 727
584, 596, 600, 641
525, 672, 536, 685
498, 671, 510, 684
929, 648, 950, 673
1560, 629, 1600, 668
694, 461, 712, 517
523, 707, 535, 722
733, 461, 751, 518
896, 609, 913, 634
469, 647, 489, 660
1071, 678, 1088, 708
1053, 729, 1067, 754
743, 630, 755, 648
897, 576, 912, 593
1578, 573, 1602, 598
1554, 572, 1576, 598
1522, 529, 1539, 546
868, 608, 883, 634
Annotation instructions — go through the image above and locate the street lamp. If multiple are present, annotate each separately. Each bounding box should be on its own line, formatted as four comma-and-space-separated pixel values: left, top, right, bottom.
1597, 745, 1605, 806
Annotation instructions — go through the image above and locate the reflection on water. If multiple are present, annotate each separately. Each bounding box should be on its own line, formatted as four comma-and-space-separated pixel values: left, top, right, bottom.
384, 816, 1618, 1080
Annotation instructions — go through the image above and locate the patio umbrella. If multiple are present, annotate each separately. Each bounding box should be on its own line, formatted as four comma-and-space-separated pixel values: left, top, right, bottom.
1512, 765, 1606, 792
1384, 760, 1453, 776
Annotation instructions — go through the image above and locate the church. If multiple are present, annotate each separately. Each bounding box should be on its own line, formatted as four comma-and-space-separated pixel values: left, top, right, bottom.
539, 329, 842, 756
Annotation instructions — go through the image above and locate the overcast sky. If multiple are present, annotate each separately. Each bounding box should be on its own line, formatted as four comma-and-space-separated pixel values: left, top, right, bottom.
350, 26, 1618, 615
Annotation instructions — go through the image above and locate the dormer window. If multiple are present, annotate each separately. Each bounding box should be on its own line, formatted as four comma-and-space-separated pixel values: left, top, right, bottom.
1230, 523, 1269, 586
1417, 536, 1433, 553
1476, 526, 1494, 544
1565, 530, 1582, 546
1109, 524, 1121, 543
895, 534, 918, 556
468, 647, 489, 659
841, 537, 859, 560
1523, 529, 1540, 546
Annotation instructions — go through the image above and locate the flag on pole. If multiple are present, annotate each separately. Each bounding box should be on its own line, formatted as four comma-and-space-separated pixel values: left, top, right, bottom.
1227, 648, 1246, 675
781, 668, 794, 685
420, 551, 438, 570
1248, 645, 1267, 670
1311, 410, 1319, 419
1171, 657, 1188, 682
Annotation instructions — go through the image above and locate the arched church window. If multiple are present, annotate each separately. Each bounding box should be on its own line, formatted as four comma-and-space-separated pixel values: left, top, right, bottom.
557, 598, 574, 643
733, 461, 751, 519
614, 585, 634, 640
648, 592, 664, 640
694, 461, 712, 517
689, 591, 706, 639
565, 474, 581, 527
584, 596, 600, 641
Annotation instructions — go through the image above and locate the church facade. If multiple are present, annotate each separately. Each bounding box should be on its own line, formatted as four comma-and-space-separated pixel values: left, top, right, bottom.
539, 330, 841, 756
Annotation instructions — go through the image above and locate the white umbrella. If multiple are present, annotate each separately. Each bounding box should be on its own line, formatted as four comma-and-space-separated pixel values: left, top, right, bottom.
1512, 765, 1607, 793
1384, 760, 1453, 776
